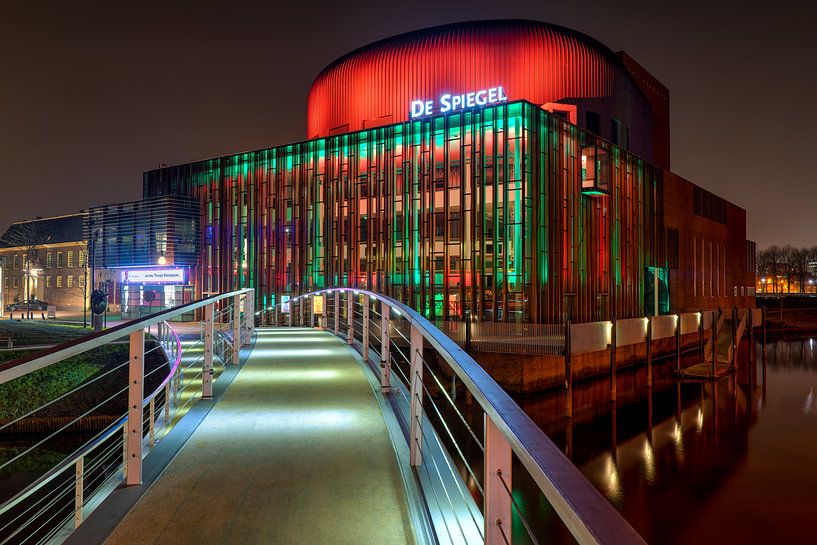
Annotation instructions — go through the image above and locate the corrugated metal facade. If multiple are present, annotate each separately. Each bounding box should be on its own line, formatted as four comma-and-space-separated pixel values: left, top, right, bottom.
144, 101, 662, 324
307, 20, 655, 162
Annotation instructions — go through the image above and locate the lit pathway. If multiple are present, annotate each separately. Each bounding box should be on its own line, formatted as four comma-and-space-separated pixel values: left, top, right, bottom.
106, 327, 415, 545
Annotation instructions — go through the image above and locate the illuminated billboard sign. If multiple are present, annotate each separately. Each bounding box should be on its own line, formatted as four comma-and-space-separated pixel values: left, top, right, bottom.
410, 86, 508, 118
120, 268, 185, 284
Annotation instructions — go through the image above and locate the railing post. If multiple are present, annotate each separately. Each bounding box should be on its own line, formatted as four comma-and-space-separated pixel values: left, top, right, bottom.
164, 382, 171, 422
245, 290, 255, 342
334, 291, 340, 335
74, 456, 84, 528
484, 417, 512, 545
381, 304, 391, 393
232, 294, 241, 365
363, 295, 370, 361
148, 398, 156, 448
347, 291, 354, 345
646, 316, 653, 389
409, 322, 424, 466
126, 329, 144, 486
203, 303, 214, 399
121, 424, 128, 480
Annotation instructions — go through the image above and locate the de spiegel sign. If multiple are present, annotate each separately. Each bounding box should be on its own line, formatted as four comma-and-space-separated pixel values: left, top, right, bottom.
410, 86, 508, 118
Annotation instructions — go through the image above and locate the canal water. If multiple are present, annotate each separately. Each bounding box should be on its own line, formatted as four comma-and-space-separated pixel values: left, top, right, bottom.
514, 340, 817, 544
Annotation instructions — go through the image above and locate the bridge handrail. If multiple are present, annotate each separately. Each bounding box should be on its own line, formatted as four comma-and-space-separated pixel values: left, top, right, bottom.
0, 288, 249, 384
285, 288, 645, 545
0, 288, 254, 544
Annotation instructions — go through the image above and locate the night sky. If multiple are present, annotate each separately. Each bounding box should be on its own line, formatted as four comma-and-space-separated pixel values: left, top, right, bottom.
1, 1, 815, 249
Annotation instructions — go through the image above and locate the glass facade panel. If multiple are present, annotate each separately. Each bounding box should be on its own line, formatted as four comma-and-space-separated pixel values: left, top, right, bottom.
144, 101, 662, 323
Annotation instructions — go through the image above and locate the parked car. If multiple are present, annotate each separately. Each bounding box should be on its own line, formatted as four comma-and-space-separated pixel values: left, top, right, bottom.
6, 299, 49, 311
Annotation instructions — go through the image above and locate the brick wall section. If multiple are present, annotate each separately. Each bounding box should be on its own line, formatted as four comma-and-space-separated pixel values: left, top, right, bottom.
663, 172, 755, 313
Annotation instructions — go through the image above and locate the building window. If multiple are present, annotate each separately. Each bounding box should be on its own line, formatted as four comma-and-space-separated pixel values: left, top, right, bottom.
13, 255, 19, 270
47, 252, 53, 268
46, 275, 52, 288
13, 277, 18, 288
57, 252, 64, 268
3, 277, 8, 288
78, 275, 85, 288
67, 251, 74, 268
585, 111, 600, 135
57, 276, 63, 288
79, 250, 86, 268
611, 118, 621, 146
67, 275, 73, 288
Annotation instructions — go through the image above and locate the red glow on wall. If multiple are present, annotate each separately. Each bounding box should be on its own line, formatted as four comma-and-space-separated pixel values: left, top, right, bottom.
307, 20, 617, 139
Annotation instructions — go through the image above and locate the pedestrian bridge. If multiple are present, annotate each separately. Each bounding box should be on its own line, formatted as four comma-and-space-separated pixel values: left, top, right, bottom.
0, 289, 644, 545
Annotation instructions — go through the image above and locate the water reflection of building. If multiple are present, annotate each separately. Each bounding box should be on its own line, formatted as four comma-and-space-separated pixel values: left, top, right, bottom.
519, 354, 762, 543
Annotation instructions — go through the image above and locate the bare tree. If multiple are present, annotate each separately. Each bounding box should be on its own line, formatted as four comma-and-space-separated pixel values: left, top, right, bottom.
765, 245, 782, 293
791, 248, 810, 293
757, 248, 773, 293
0, 221, 52, 318
781, 245, 796, 293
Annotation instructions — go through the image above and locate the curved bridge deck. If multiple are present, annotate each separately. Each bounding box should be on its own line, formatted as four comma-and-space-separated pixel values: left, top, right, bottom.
106, 327, 415, 545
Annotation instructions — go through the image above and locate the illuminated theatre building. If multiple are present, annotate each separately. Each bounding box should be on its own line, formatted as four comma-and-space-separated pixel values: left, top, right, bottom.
143, 20, 755, 324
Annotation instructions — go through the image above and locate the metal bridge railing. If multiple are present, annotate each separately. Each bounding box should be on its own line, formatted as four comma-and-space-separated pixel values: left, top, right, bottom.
0, 289, 255, 545
270, 288, 645, 545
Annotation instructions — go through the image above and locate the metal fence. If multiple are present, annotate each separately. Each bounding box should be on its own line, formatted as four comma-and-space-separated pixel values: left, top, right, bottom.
0, 289, 254, 545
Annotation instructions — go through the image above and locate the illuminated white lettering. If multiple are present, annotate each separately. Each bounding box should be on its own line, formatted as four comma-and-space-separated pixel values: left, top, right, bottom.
439, 94, 452, 113
409, 85, 508, 118
475, 89, 487, 105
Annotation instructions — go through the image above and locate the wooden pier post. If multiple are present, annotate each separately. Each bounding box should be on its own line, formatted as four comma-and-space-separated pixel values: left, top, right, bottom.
565, 321, 572, 419
712, 310, 718, 379
698, 308, 704, 362
610, 317, 617, 402
762, 306, 767, 359
646, 317, 653, 389
732, 307, 738, 367
675, 314, 682, 374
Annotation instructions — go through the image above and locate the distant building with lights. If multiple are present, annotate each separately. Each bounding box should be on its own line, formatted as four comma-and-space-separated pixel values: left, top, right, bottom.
0, 214, 88, 314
